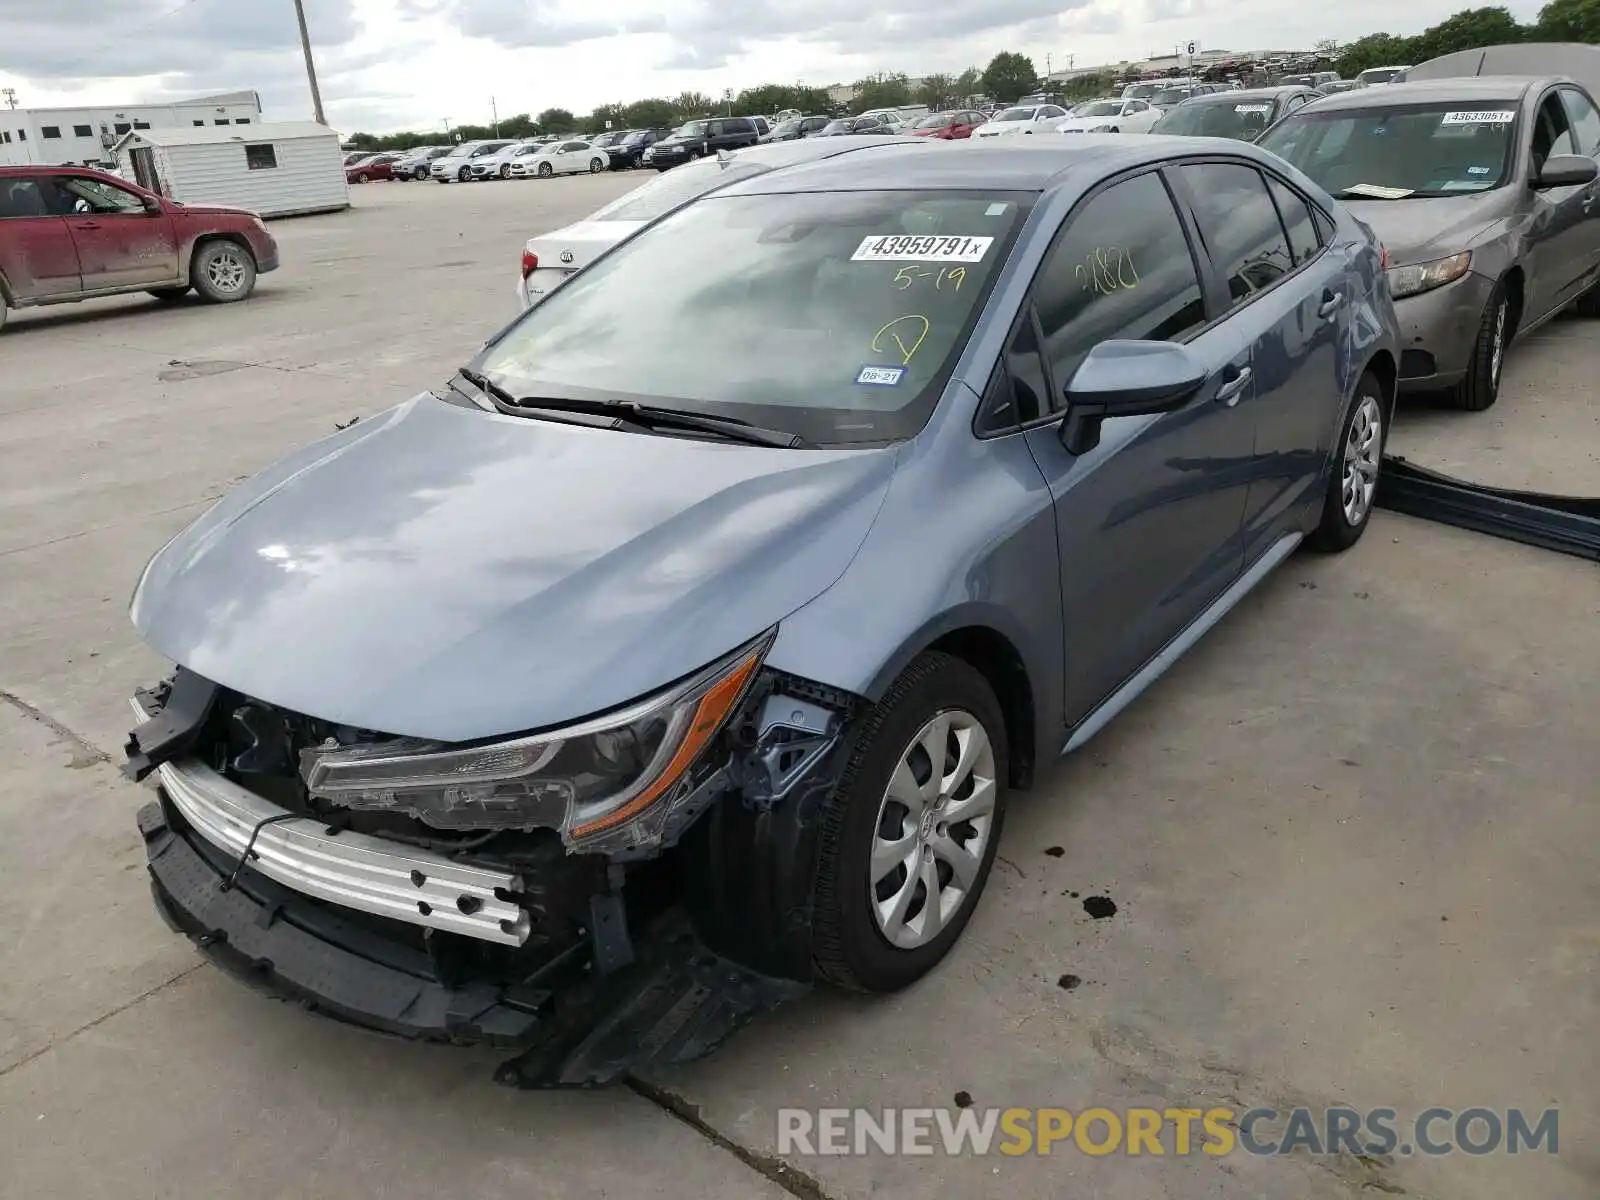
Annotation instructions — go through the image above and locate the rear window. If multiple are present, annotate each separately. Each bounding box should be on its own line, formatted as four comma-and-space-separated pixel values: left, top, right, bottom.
1152, 99, 1276, 140
481, 190, 1034, 445
1258, 102, 1519, 196
916, 113, 956, 129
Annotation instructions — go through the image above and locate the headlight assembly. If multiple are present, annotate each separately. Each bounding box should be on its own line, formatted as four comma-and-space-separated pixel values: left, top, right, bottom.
1386, 251, 1472, 299
299, 631, 773, 849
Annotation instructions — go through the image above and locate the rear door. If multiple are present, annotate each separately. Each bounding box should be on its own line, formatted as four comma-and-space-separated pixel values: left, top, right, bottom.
1008, 168, 1258, 725
0, 175, 81, 300
1175, 160, 1352, 559
53, 174, 179, 289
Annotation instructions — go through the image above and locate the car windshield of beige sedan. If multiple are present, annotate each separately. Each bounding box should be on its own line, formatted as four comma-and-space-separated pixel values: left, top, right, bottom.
479, 189, 1031, 444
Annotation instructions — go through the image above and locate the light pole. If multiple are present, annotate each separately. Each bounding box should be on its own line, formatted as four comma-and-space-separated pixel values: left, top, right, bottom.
292, 0, 327, 125
490, 96, 500, 138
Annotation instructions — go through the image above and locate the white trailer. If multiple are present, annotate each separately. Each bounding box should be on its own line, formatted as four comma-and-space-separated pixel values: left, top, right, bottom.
114, 122, 349, 218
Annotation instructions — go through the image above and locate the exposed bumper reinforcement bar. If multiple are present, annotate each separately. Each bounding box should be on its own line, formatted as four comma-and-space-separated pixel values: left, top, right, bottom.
130, 699, 531, 946
1377, 455, 1600, 562
140, 799, 808, 1086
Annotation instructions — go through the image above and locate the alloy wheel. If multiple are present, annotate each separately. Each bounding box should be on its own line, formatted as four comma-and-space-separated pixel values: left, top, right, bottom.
869, 710, 997, 950
205, 249, 247, 295
1341, 392, 1383, 526
1489, 298, 1507, 387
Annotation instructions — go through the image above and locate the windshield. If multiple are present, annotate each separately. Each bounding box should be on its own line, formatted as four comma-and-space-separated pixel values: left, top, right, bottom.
772, 120, 802, 135
588, 156, 762, 221
993, 107, 1036, 122
1074, 101, 1122, 118
916, 113, 956, 129
1124, 83, 1162, 100
1258, 103, 1518, 196
820, 120, 854, 134
1359, 68, 1405, 85
480, 190, 1032, 445
675, 121, 708, 138
1152, 99, 1276, 140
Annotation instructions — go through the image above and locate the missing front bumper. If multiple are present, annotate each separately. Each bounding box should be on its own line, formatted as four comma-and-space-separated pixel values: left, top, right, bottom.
138, 797, 809, 1087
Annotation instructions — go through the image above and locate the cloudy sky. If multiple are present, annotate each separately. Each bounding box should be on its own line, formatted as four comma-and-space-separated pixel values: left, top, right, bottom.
0, 0, 1546, 134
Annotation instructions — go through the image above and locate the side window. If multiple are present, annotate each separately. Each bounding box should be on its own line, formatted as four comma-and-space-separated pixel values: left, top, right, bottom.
706, 120, 724, 137
982, 314, 1051, 432
0, 178, 51, 218
245, 144, 278, 170
1179, 163, 1294, 305
1533, 93, 1578, 164
1031, 171, 1208, 397
1284, 96, 1306, 114
1560, 88, 1600, 156
58, 176, 147, 213
1264, 175, 1324, 265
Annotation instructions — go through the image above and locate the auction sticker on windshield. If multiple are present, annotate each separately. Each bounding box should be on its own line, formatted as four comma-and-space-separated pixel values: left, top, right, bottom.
852, 235, 993, 263
856, 365, 907, 386
1441, 110, 1515, 125
1235, 104, 1272, 114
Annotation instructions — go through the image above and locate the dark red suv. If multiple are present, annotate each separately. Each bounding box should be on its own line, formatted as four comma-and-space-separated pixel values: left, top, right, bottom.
0, 164, 279, 332
910, 110, 987, 139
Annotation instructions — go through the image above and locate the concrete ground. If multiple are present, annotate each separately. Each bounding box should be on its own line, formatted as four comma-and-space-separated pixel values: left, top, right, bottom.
1, 177, 1595, 1200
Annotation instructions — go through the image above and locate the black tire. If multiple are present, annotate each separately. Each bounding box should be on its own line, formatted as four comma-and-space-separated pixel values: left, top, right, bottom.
589, 157, 604, 173
189, 240, 257, 304
537, 161, 553, 177
147, 286, 189, 301
0, 302, 8, 334
351, 173, 367, 184
812, 652, 1009, 994
1573, 280, 1600, 318
1307, 369, 1387, 553
413, 166, 429, 180
1447, 282, 1508, 411
457, 166, 471, 182
498, 164, 511, 179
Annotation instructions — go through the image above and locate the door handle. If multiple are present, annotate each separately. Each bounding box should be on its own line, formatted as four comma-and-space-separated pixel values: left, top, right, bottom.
77, 220, 101, 229
1584, 190, 1596, 214
1215, 367, 1252, 406
1318, 291, 1345, 319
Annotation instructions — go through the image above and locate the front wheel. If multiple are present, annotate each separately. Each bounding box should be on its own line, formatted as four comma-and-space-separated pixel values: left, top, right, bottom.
812, 653, 1008, 993
457, 166, 471, 182
351, 173, 367, 184
1307, 370, 1386, 553
589, 157, 604, 173
1448, 283, 1508, 411
537, 161, 553, 177
498, 164, 511, 179
413, 166, 429, 180
190, 240, 256, 304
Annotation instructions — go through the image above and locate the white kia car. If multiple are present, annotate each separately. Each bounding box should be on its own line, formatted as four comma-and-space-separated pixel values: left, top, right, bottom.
1054, 98, 1162, 134
971, 103, 1070, 138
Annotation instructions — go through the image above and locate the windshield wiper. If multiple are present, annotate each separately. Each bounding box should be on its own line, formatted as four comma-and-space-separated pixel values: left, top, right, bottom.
457, 366, 519, 407
504, 395, 813, 448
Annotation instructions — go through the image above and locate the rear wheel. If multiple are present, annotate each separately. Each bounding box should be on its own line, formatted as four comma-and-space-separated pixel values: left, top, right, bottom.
1447, 282, 1507, 411
190, 240, 256, 303
589, 157, 605, 173
413, 166, 429, 180
0, 302, 8, 334
812, 653, 1008, 993
457, 165, 471, 182
1307, 370, 1386, 553
499, 164, 511, 179
351, 173, 367, 184
537, 161, 553, 177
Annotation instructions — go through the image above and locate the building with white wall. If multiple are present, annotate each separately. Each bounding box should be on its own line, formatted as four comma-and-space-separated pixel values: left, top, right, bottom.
0, 90, 262, 168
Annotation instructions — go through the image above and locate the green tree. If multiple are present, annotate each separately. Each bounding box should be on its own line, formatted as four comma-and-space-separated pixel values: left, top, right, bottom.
1412, 6, 1524, 59
500, 112, 537, 138
1061, 73, 1109, 102
981, 51, 1038, 104
918, 72, 959, 111
674, 90, 714, 117
1334, 33, 1419, 78
588, 102, 629, 133
623, 98, 681, 128
736, 84, 798, 115
536, 107, 577, 134
955, 66, 982, 101
1538, 0, 1600, 39
792, 86, 836, 114
852, 72, 913, 113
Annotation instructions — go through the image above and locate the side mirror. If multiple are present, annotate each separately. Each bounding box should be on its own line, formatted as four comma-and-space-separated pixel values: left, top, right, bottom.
1059, 340, 1208, 454
141, 194, 163, 214
1532, 153, 1599, 189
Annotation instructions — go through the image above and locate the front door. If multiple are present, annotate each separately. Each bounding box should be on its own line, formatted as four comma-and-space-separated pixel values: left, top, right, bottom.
0, 176, 82, 299
1525, 89, 1598, 321
51, 174, 179, 289
1015, 168, 1258, 727
1174, 160, 1351, 561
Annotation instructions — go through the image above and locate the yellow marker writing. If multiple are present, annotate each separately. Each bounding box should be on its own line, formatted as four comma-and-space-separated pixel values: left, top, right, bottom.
872, 314, 931, 366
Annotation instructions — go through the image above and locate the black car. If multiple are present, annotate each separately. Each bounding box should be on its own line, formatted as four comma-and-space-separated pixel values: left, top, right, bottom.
1148, 86, 1322, 141
608, 128, 672, 169
761, 115, 832, 142
814, 115, 894, 136
642, 117, 761, 169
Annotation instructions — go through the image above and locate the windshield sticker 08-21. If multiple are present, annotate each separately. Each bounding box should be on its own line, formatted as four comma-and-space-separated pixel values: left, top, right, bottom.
852, 235, 993, 263
856, 365, 907, 387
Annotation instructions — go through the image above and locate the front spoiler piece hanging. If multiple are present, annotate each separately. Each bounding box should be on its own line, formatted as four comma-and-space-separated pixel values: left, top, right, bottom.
1377, 455, 1600, 562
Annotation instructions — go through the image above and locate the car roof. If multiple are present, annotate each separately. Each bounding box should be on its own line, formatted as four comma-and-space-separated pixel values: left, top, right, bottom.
720, 133, 926, 168
1301, 76, 1539, 111
1184, 86, 1311, 105
719, 138, 1271, 198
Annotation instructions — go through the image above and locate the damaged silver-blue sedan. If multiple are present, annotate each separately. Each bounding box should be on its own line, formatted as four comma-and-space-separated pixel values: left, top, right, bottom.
123, 138, 1400, 1087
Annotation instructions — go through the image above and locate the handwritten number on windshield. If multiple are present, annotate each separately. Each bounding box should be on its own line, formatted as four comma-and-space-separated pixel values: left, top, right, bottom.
872, 315, 931, 366
893, 265, 967, 292
1075, 246, 1139, 296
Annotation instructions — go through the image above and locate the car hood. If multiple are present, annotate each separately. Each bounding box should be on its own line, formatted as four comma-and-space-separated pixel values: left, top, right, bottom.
1342, 192, 1511, 265
172, 202, 260, 217
1055, 116, 1121, 131
130, 396, 897, 742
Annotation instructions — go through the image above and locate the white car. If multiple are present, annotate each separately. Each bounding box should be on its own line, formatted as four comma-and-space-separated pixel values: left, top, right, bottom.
509, 139, 611, 179
971, 104, 1069, 138
1054, 98, 1162, 135
468, 142, 547, 181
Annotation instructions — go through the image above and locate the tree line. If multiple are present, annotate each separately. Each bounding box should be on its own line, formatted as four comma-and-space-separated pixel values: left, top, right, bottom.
345, 3, 1598, 151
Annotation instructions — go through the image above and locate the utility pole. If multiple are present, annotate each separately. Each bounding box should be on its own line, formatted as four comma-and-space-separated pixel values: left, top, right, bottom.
292, 0, 327, 125
490, 97, 500, 137
1, 87, 17, 110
